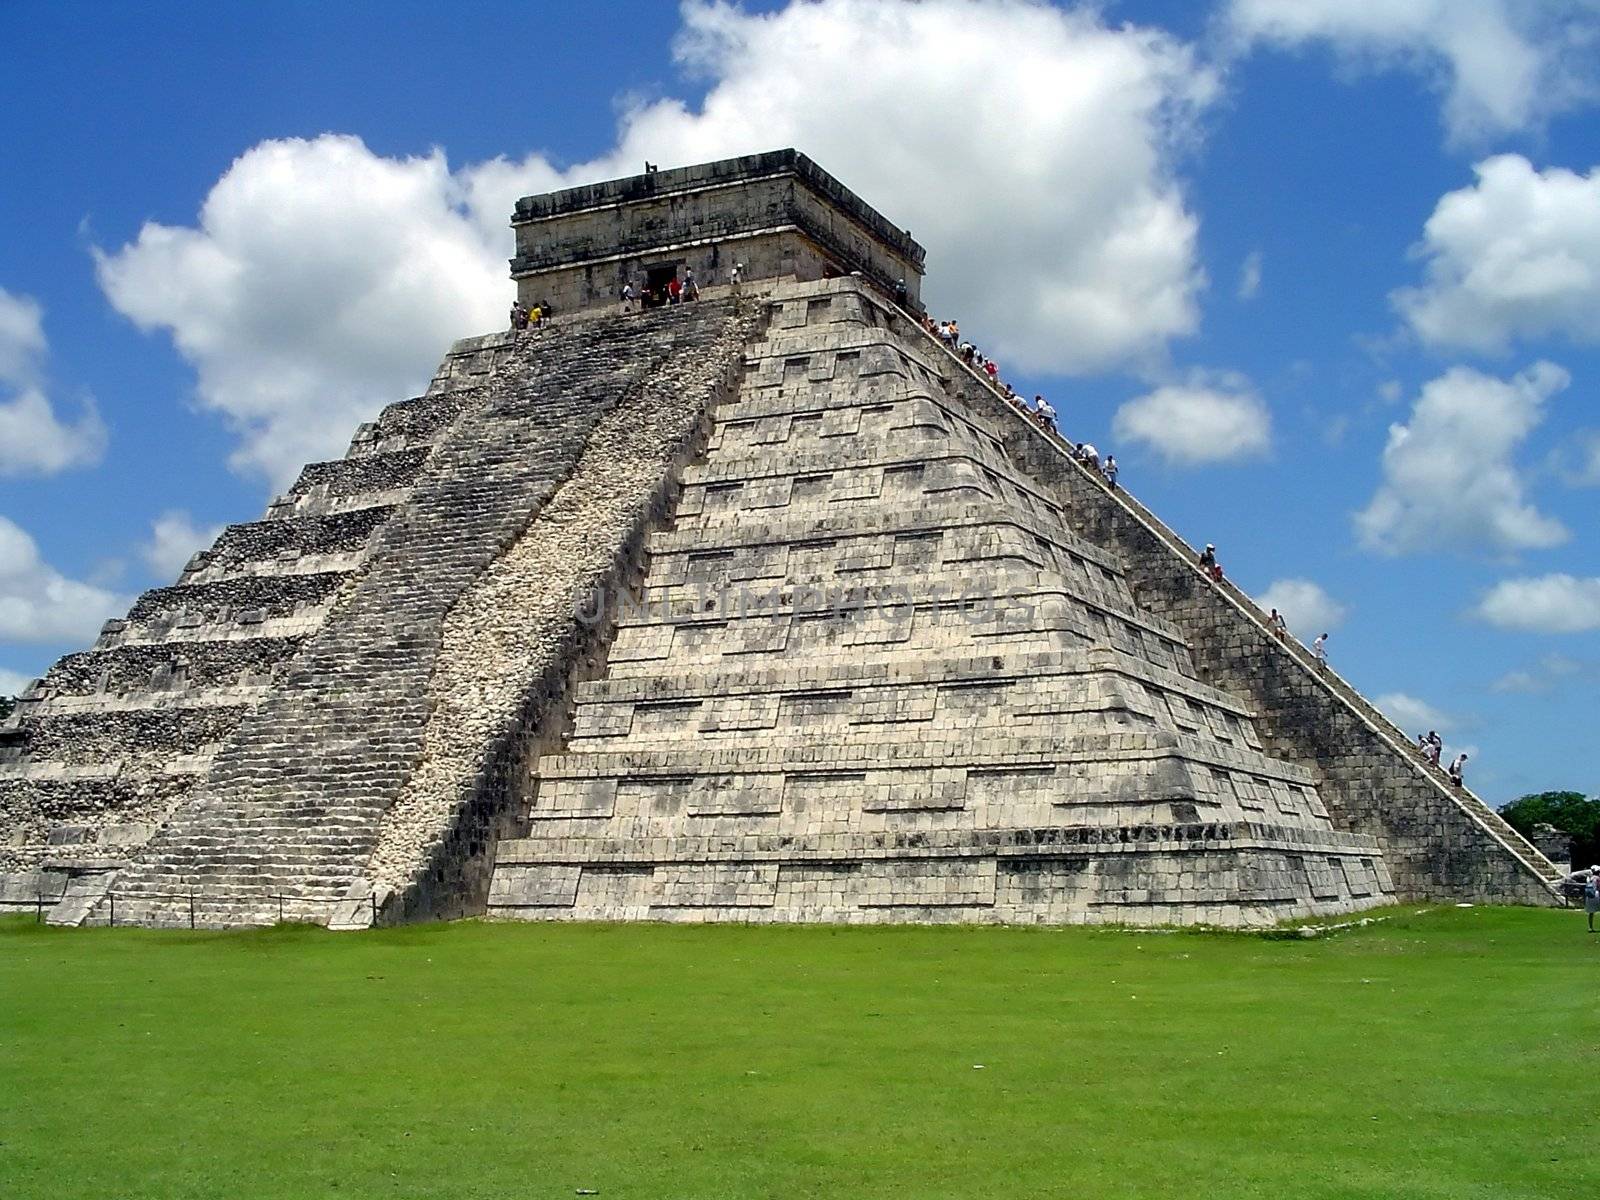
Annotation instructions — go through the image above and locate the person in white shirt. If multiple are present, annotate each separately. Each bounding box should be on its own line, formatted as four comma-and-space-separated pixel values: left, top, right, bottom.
1312, 633, 1329, 669
1559, 865, 1600, 931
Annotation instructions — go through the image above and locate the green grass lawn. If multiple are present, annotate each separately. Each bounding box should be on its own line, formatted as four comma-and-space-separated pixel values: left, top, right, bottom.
2, 907, 1596, 1199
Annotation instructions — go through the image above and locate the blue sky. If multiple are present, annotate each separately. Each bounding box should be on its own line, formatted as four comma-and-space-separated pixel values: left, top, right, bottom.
1, 0, 1596, 804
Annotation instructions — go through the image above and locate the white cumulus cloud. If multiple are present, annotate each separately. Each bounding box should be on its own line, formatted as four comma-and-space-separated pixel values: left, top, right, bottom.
1236, 249, 1262, 300
0, 666, 32, 697
1394, 156, 1600, 353
1257, 577, 1348, 636
1475, 573, 1600, 633
1235, 249, 1260, 300
1376, 691, 1453, 734
1554, 429, 1600, 486
1225, 0, 1600, 145
0, 286, 47, 380
0, 515, 128, 644
1112, 372, 1271, 465
140, 510, 226, 580
1492, 652, 1598, 693
1354, 362, 1569, 555
95, 135, 518, 489
94, 1, 1220, 487
0, 286, 107, 477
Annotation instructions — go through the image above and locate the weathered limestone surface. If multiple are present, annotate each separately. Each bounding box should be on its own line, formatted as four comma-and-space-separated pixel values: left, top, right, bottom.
488, 279, 1395, 927
365, 303, 762, 920
0, 335, 503, 915
58, 299, 753, 927
9, 150, 1555, 929
512, 149, 925, 317
946, 342, 1560, 907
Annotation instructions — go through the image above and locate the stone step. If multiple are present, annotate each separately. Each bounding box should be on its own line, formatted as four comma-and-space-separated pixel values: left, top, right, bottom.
41, 636, 305, 698
209, 505, 396, 566
286, 447, 431, 502
125, 571, 348, 632
12, 704, 250, 762
575, 646, 1252, 715
534, 728, 1316, 788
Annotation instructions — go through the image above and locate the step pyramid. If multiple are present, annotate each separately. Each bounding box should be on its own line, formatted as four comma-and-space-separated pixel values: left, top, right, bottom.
487, 279, 1392, 925
0, 149, 1557, 928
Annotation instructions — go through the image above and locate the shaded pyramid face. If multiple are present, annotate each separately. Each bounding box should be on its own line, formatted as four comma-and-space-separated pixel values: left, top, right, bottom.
490, 280, 1393, 926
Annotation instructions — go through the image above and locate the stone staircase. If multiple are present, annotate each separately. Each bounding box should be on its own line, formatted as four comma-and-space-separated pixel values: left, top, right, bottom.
488, 279, 1392, 927
60, 299, 751, 927
1, 347, 500, 915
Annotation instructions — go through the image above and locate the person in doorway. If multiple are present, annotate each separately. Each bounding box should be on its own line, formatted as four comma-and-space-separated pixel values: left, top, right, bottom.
621, 282, 636, 312
682, 268, 699, 301
667, 276, 682, 304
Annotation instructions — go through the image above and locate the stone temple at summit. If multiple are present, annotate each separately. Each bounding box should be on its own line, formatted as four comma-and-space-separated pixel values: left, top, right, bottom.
0, 150, 1563, 929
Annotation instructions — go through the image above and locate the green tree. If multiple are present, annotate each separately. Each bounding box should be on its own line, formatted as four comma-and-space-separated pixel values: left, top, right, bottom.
1500, 791, 1600, 867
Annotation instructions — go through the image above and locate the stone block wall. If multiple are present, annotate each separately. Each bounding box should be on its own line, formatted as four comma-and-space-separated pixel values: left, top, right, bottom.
46, 298, 758, 927
936, 346, 1559, 906
512, 150, 924, 315
367, 302, 765, 922
488, 278, 1392, 928
0, 334, 505, 916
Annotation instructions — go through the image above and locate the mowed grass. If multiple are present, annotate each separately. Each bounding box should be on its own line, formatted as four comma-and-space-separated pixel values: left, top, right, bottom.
2, 907, 1596, 1199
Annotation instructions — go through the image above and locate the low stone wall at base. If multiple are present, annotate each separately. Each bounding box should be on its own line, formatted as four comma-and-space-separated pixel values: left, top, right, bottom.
490, 821, 1391, 928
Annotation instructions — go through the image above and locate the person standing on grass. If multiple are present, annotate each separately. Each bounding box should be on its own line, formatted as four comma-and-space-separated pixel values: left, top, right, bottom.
1312, 632, 1329, 670
1565, 865, 1600, 932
